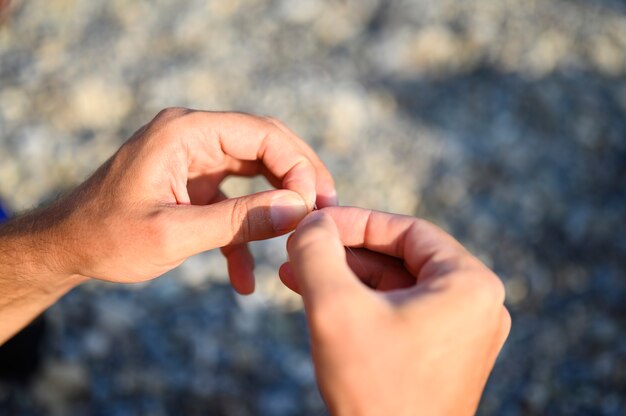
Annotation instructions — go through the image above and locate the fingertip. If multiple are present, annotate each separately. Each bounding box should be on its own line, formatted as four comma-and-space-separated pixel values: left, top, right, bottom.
279, 262, 301, 294
315, 190, 338, 208
296, 209, 327, 229
279, 262, 293, 279
288, 210, 339, 254
231, 272, 255, 295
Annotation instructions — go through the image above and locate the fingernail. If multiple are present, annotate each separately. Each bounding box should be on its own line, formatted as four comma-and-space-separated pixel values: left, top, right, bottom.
271, 193, 308, 232
298, 210, 324, 228
329, 191, 339, 206
318, 191, 338, 207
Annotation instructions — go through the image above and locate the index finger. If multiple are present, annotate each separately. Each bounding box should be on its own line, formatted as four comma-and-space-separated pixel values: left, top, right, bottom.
317, 207, 475, 281
177, 111, 333, 210
265, 117, 337, 208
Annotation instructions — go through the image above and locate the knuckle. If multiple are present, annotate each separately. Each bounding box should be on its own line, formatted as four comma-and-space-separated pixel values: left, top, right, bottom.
501, 307, 512, 333
261, 115, 283, 127
230, 198, 252, 243
261, 116, 293, 136
493, 306, 512, 350
465, 270, 506, 308
486, 273, 507, 304
149, 108, 204, 148
155, 107, 191, 121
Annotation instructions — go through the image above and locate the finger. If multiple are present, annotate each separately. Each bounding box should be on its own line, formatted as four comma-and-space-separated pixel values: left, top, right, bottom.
224, 153, 330, 206
181, 112, 324, 209
187, 175, 225, 205
222, 159, 284, 190
278, 262, 300, 294
344, 248, 416, 291
223, 117, 338, 207
280, 248, 415, 294
221, 244, 255, 295
266, 118, 337, 207
287, 211, 366, 308
169, 189, 308, 257
315, 207, 473, 282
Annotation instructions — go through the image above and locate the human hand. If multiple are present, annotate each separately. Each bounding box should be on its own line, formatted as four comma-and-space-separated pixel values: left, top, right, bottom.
279, 207, 511, 415
45, 109, 336, 293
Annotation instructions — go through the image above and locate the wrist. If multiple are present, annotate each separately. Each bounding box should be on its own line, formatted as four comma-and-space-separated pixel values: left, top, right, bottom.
0, 204, 88, 291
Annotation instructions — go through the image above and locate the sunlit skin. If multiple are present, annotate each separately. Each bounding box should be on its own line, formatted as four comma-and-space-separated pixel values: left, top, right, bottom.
280, 208, 511, 416
0, 108, 337, 343
0, 110, 510, 415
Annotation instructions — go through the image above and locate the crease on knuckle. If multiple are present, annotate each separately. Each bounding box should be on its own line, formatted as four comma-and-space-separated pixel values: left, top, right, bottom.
262, 115, 284, 128
149, 108, 197, 146
157, 107, 192, 118
155, 107, 191, 121
230, 198, 251, 243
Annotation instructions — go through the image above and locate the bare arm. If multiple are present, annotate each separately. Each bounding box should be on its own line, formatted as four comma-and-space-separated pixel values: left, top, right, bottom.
0, 108, 336, 344
0, 205, 87, 344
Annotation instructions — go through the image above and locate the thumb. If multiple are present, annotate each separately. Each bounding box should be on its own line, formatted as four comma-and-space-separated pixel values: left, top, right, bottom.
171, 189, 308, 256
287, 210, 364, 308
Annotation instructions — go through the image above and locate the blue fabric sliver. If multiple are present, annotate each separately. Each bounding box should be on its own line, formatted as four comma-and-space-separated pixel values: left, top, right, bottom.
0, 201, 9, 223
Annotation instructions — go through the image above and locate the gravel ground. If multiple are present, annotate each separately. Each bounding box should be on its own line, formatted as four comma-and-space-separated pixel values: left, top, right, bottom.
0, 0, 625, 415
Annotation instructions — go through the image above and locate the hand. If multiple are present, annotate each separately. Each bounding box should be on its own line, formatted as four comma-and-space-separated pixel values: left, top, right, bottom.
44, 108, 336, 293
279, 207, 511, 416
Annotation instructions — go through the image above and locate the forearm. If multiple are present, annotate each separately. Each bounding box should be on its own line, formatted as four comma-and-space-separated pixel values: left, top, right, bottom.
0, 205, 86, 344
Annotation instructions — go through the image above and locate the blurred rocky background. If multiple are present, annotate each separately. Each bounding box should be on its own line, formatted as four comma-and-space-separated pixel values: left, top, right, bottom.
0, 0, 625, 414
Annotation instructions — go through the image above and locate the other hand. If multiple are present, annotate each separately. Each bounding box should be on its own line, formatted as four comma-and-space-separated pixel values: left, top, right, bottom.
280, 207, 510, 416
